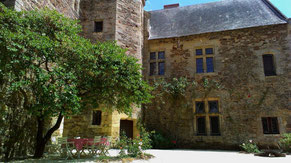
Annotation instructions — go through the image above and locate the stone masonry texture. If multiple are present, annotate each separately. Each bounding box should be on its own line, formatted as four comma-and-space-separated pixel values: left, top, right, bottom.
143, 23, 291, 149
2, 0, 291, 149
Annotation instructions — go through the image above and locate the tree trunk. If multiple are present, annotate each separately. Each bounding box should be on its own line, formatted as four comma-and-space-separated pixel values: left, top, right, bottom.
33, 112, 63, 158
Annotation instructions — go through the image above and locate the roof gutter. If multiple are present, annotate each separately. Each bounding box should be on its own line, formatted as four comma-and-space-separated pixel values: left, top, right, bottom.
262, 0, 287, 21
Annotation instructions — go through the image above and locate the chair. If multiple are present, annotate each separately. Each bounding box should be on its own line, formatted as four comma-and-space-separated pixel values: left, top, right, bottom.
57, 137, 75, 160
98, 136, 112, 156
86, 136, 102, 156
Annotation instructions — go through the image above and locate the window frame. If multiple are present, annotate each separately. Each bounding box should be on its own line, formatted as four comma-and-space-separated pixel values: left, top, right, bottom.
262, 54, 276, 77
92, 110, 102, 126
194, 46, 215, 74
262, 117, 280, 135
94, 21, 103, 33
194, 98, 221, 136
149, 50, 166, 76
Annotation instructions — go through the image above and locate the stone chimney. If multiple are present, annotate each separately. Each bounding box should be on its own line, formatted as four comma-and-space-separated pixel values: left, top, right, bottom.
164, 3, 179, 9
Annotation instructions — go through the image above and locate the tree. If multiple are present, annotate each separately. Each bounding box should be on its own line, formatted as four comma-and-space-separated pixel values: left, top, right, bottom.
0, 4, 152, 158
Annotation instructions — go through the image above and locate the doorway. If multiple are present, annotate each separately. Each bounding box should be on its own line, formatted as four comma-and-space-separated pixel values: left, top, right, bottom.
120, 120, 133, 139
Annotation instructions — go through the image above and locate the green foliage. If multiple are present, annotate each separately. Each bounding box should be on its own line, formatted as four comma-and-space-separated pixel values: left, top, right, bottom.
0, 3, 152, 158
240, 140, 260, 153
139, 126, 153, 150
151, 132, 175, 149
116, 128, 153, 158
279, 133, 291, 153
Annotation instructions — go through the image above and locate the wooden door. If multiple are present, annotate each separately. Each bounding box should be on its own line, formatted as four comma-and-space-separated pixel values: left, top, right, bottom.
120, 120, 133, 139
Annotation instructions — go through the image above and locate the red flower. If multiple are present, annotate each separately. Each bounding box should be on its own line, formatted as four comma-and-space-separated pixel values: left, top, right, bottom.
172, 140, 177, 144
248, 94, 251, 98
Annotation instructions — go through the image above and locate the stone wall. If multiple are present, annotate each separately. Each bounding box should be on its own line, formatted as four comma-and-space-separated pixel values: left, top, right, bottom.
63, 0, 145, 139
79, 0, 116, 42
143, 24, 291, 149
115, 0, 144, 63
2, 0, 80, 19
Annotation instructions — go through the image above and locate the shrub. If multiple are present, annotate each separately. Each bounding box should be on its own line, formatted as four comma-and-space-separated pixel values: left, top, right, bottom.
151, 132, 175, 149
240, 140, 260, 153
116, 128, 153, 158
279, 133, 291, 153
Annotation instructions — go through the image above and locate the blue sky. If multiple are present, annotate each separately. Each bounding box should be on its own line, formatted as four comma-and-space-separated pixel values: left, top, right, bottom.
144, 0, 291, 18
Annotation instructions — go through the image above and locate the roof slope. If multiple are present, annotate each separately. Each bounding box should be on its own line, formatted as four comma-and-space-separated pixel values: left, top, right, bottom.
148, 0, 287, 40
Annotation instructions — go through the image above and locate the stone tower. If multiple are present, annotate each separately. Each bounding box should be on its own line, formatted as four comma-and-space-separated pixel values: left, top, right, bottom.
63, 0, 146, 139
80, 0, 145, 63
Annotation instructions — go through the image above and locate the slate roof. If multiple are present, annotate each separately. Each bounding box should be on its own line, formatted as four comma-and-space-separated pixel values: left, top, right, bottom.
148, 0, 288, 40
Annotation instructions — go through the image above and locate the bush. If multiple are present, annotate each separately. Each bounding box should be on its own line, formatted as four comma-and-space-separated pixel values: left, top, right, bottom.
116, 127, 153, 158
240, 140, 260, 153
151, 132, 175, 149
279, 133, 291, 153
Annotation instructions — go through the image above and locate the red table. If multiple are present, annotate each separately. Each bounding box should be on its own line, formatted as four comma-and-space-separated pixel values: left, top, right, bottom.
67, 138, 109, 158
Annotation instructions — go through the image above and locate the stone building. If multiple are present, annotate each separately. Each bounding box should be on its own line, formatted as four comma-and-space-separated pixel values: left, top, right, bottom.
2, 0, 291, 149
143, 0, 291, 149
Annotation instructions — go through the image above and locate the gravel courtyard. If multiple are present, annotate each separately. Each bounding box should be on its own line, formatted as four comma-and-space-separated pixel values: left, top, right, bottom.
12, 150, 291, 163
134, 150, 291, 163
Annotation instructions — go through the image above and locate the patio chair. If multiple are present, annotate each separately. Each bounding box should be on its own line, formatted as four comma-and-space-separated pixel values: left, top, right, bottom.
86, 136, 102, 156
57, 137, 75, 160
45, 136, 58, 155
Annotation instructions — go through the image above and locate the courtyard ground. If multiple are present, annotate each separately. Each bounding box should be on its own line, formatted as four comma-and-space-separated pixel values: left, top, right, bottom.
11, 149, 291, 163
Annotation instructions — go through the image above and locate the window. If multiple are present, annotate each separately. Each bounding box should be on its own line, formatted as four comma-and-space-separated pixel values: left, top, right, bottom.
263, 54, 276, 76
195, 47, 215, 74
196, 58, 204, 73
92, 110, 102, 125
210, 116, 220, 136
194, 99, 220, 136
94, 21, 103, 32
262, 117, 279, 134
149, 51, 165, 76
197, 117, 206, 135
150, 52, 156, 60
209, 101, 219, 113
158, 51, 165, 59
195, 101, 205, 113
150, 63, 156, 76
158, 62, 165, 75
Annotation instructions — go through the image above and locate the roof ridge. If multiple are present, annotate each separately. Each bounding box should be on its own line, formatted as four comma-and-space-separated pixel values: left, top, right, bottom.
149, 0, 222, 12
261, 0, 287, 21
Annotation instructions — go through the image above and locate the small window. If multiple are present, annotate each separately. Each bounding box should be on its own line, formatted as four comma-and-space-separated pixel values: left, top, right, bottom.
205, 48, 214, 55
92, 110, 102, 125
196, 101, 205, 113
150, 63, 156, 76
206, 57, 214, 73
196, 58, 204, 73
263, 54, 276, 76
196, 49, 203, 55
158, 62, 165, 75
210, 116, 220, 135
94, 21, 103, 32
262, 117, 279, 134
158, 51, 165, 59
150, 52, 156, 60
209, 101, 219, 113
197, 117, 206, 135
